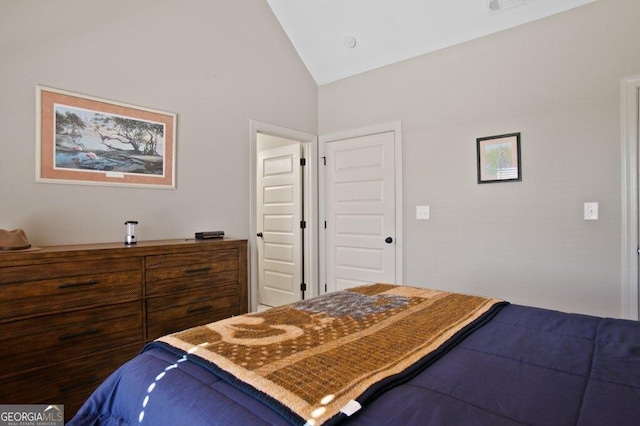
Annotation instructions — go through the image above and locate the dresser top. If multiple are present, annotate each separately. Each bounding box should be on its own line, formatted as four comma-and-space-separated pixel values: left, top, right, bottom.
0, 238, 247, 266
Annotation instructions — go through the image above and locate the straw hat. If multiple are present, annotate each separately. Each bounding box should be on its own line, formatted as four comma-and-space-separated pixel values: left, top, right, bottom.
0, 229, 40, 251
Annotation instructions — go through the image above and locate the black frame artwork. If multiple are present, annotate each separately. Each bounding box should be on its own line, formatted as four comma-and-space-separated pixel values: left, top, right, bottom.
476, 132, 521, 184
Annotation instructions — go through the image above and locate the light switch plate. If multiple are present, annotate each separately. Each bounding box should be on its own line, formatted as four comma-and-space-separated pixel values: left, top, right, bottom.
416, 205, 430, 220
584, 202, 598, 220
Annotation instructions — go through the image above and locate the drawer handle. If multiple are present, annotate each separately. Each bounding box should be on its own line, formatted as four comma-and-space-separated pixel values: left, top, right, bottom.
186, 305, 213, 314
185, 267, 212, 274
59, 328, 100, 340
59, 376, 100, 393
58, 280, 99, 290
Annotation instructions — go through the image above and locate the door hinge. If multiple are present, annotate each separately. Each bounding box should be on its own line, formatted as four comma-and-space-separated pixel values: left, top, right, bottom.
324, 283, 327, 292
300, 158, 306, 166
301, 282, 307, 292
321, 156, 326, 166
300, 220, 306, 229
324, 221, 327, 229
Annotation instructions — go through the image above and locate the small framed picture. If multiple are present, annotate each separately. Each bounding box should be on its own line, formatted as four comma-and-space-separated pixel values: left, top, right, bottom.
476, 132, 521, 184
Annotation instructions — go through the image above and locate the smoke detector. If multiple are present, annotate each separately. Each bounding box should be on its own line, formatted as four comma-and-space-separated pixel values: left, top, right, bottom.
343, 35, 357, 49
488, 0, 538, 15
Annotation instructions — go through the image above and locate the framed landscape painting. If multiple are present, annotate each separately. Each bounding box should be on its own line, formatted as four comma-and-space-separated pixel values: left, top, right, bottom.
36, 85, 176, 188
476, 132, 521, 184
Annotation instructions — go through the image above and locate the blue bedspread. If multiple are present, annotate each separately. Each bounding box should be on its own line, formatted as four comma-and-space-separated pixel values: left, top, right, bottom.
68, 304, 640, 425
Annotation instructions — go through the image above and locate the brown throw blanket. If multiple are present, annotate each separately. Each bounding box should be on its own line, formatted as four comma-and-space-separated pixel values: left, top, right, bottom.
157, 284, 506, 425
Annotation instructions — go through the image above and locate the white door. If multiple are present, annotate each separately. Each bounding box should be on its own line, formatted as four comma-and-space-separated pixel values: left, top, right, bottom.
324, 131, 397, 291
257, 144, 303, 306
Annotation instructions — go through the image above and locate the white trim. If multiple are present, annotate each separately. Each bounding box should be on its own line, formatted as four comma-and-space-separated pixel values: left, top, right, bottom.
249, 120, 318, 312
318, 121, 404, 291
621, 75, 640, 320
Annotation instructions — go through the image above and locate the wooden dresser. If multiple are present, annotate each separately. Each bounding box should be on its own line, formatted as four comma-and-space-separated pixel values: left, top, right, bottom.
0, 238, 248, 421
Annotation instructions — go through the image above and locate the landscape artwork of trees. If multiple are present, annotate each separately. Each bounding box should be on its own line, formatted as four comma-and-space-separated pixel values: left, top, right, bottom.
38, 86, 175, 188
54, 105, 166, 176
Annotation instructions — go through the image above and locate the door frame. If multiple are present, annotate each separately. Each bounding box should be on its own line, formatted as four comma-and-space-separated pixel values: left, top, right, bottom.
319, 121, 404, 294
621, 74, 640, 320
249, 120, 318, 312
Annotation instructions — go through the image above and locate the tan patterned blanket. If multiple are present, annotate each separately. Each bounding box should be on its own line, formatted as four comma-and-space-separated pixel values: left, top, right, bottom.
156, 284, 506, 425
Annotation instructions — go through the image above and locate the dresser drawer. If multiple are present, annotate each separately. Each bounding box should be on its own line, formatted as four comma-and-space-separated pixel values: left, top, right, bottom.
145, 248, 238, 269
0, 257, 141, 284
0, 343, 140, 422
147, 287, 240, 340
0, 302, 143, 376
0, 258, 142, 320
145, 249, 239, 296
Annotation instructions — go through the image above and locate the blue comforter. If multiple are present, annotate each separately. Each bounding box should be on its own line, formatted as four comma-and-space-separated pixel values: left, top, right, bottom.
68, 304, 640, 425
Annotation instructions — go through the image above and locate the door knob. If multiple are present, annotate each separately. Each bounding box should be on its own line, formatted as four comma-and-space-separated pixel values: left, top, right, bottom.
385, 237, 393, 244
257, 232, 263, 238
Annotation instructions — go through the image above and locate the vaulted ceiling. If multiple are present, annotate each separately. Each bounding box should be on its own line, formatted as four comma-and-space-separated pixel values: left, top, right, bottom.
266, 0, 598, 85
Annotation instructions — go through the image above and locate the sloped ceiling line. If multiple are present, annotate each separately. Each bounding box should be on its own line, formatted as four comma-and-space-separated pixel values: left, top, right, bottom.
266, 0, 598, 85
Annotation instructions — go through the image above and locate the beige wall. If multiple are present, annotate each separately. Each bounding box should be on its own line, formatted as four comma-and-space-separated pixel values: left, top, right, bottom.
319, 0, 640, 318
0, 0, 317, 245
3, 0, 637, 318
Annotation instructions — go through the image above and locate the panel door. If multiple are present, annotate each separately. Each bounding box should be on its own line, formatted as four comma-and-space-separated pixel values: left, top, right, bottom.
325, 131, 396, 291
257, 144, 302, 306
